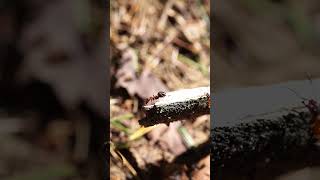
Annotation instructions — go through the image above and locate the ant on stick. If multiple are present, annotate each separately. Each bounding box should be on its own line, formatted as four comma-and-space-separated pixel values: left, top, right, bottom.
288, 74, 320, 141
144, 91, 166, 105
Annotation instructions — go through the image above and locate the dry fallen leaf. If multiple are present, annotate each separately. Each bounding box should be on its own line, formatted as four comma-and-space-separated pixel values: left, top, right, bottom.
158, 122, 186, 156
115, 49, 168, 99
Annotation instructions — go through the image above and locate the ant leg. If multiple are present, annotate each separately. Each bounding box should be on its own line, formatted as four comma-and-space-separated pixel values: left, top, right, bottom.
302, 101, 308, 106
144, 100, 149, 105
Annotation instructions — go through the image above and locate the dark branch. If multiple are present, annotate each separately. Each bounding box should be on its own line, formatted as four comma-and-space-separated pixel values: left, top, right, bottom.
211, 112, 320, 179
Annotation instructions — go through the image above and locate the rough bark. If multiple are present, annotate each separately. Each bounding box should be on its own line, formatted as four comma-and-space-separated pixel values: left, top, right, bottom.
211, 112, 320, 180
139, 86, 210, 127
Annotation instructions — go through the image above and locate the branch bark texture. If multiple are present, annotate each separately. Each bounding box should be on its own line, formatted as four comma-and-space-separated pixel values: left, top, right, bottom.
139, 86, 210, 127
211, 112, 319, 179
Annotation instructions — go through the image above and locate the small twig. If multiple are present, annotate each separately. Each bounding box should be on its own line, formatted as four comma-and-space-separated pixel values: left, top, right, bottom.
139, 86, 210, 127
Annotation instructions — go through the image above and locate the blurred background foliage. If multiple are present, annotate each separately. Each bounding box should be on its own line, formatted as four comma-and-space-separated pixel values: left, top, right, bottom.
213, 0, 320, 90
0, 0, 106, 179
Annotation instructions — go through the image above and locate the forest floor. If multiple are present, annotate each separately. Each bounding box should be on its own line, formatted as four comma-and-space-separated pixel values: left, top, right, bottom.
110, 0, 210, 179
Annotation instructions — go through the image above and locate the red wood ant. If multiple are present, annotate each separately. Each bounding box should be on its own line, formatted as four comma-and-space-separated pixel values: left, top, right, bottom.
301, 74, 320, 140
302, 99, 320, 140
144, 91, 166, 105
206, 93, 210, 108
288, 75, 320, 141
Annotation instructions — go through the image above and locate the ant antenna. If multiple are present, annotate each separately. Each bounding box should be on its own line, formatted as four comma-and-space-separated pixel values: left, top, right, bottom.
286, 87, 308, 101
306, 72, 318, 101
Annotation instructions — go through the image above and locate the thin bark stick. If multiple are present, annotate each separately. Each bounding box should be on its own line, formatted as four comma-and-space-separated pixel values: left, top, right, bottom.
139, 86, 210, 127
